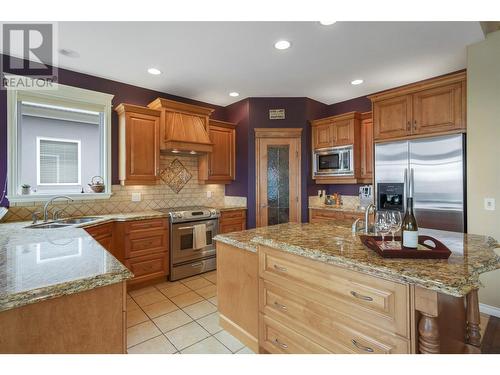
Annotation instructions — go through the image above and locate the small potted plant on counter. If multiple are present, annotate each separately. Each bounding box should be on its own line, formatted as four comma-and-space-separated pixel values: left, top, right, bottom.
21, 184, 31, 195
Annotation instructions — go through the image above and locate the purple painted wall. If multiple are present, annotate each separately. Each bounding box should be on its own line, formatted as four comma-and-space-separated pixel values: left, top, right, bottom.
225, 97, 327, 227
324, 95, 372, 117
0, 54, 225, 207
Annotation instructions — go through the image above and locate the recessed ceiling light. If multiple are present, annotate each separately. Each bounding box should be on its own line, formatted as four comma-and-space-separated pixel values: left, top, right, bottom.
229, 92, 239, 97
171, 149, 180, 154
274, 40, 291, 50
147, 68, 161, 75
58, 48, 80, 58
319, 21, 337, 26
351, 79, 364, 85
189, 151, 197, 155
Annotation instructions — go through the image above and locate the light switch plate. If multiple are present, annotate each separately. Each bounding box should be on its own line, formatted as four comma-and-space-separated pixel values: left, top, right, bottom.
484, 198, 495, 211
206, 191, 212, 198
131, 192, 142, 202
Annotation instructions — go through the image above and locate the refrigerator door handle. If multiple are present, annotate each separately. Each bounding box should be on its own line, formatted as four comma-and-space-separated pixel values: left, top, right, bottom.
404, 168, 408, 196
410, 168, 415, 198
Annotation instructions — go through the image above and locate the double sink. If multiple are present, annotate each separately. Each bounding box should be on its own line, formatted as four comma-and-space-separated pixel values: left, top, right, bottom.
26, 216, 103, 229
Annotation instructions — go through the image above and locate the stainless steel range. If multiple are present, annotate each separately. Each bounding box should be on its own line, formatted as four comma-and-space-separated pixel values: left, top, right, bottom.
158, 206, 220, 281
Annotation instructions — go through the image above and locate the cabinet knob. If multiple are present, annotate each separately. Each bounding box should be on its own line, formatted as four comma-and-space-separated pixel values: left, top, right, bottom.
413, 120, 417, 131
407, 121, 411, 131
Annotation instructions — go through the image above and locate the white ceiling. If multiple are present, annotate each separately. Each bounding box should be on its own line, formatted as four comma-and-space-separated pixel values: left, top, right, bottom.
54, 21, 483, 106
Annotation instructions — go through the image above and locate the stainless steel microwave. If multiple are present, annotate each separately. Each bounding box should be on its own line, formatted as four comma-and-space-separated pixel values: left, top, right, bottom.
313, 145, 354, 177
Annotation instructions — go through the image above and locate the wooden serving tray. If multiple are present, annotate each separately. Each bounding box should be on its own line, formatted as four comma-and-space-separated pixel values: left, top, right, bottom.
359, 235, 452, 259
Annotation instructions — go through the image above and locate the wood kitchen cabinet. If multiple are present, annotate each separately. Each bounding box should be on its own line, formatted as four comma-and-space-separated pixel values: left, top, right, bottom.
115, 104, 161, 185
219, 209, 246, 234
309, 208, 363, 223
199, 119, 236, 184
360, 112, 373, 181
311, 112, 358, 149
370, 71, 466, 141
310, 112, 363, 184
85, 222, 120, 261
115, 218, 169, 290
313, 123, 333, 149
86, 218, 169, 290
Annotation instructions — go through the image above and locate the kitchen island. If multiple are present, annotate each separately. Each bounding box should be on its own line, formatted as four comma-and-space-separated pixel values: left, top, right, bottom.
214, 221, 500, 354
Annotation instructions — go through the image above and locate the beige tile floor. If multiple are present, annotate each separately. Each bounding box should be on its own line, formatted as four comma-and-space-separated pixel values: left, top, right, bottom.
126, 271, 255, 354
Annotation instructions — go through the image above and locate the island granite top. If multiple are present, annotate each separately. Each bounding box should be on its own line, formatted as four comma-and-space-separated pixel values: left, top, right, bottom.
0, 211, 168, 313
214, 221, 500, 297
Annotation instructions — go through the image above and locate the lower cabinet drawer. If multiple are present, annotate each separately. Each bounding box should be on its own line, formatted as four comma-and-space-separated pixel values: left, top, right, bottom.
126, 253, 168, 283
125, 229, 167, 258
259, 246, 409, 337
220, 222, 245, 234
259, 314, 330, 354
260, 280, 409, 354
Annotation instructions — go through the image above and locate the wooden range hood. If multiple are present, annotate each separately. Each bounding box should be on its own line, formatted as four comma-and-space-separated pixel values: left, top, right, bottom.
148, 98, 215, 153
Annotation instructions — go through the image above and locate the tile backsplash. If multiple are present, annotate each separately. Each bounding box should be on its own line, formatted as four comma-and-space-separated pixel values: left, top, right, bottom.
3, 154, 226, 222
308, 195, 361, 210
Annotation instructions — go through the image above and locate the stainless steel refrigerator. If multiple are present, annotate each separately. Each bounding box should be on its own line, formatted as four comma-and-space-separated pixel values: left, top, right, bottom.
374, 134, 465, 232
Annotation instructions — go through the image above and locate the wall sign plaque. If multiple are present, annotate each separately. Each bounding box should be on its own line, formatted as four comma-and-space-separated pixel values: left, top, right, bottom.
269, 109, 285, 120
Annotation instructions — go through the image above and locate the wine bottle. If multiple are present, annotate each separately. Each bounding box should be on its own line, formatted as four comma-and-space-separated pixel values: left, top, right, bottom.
402, 197, 418, 248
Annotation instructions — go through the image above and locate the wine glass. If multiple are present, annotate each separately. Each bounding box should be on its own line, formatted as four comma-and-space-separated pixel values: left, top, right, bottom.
387, 211, 402, 247
375, 211, 390, 244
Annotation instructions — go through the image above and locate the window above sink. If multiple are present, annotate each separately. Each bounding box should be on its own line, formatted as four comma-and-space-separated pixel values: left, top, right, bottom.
6, 78, 114, 203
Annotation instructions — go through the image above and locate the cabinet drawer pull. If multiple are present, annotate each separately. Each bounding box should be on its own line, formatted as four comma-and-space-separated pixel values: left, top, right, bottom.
273, 264, 287, 272
191, 262, 203, 267
350, 291, 373, 301
273, 338, 288, 349
274, 301, 288, 311
351, 339, 374, 353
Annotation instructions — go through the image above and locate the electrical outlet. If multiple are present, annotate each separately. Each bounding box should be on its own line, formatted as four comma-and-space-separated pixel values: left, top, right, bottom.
484, 198, 495, 211
131, 192, 142, 202
206, 191, 212, 198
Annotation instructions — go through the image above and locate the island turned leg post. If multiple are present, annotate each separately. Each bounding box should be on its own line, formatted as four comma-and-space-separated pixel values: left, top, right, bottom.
466, 289, 481, 347
418, 313, 440, 354
414, 286, 440, 354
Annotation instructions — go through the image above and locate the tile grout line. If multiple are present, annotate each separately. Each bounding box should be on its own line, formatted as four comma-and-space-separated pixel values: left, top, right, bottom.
127, 278, 216, 352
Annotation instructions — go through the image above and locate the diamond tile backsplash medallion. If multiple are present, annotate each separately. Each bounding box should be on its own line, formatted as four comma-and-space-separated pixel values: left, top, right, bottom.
160, 159, 192, 193
2, 154, 225, 222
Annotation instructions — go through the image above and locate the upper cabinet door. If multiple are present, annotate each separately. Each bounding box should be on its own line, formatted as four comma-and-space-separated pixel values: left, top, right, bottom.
198, 120, 236, 184
313, 123, 333, 149
373, 95, 412, 141
126, 112, 160, 184
116, 104, 160, 186
412, 82, 464, 135
332, 119, 354, 146
208, 124, 235, 181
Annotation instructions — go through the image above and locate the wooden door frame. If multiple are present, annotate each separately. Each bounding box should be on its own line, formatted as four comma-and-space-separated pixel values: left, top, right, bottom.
255, 128, 302, 227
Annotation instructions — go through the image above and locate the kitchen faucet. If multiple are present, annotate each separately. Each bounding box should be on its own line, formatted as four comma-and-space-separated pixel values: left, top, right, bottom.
43, 195, 74, 222
351, 203, 376, 234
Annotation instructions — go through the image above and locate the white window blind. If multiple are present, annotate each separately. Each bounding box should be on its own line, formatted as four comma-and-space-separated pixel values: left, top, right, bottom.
38, 138, 80, 185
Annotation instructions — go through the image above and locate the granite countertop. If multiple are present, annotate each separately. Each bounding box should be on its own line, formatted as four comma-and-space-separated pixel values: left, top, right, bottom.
214, 221, 500, 297
309, 205, 365, 213
215, 206, 247, 212
0, 211, 166, 313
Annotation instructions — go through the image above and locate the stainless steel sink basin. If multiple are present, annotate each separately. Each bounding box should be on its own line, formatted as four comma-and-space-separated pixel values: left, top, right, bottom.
25, 216, 103, 229
57, 216, 102, 224
25, 222, 73, 229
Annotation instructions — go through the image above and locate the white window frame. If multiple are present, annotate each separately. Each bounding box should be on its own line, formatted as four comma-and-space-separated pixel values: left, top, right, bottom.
36, 136, 82, 186
6, 75, 114, 202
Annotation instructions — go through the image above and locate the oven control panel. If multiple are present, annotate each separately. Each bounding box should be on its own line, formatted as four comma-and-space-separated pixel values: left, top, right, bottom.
168, 207, 220, 223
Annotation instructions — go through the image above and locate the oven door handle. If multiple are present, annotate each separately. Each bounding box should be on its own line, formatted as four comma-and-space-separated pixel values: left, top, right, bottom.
178, 226, 194, 230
